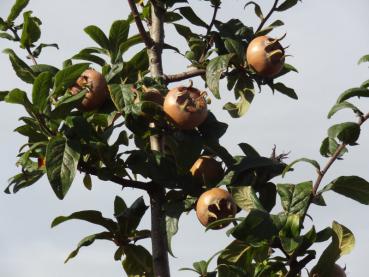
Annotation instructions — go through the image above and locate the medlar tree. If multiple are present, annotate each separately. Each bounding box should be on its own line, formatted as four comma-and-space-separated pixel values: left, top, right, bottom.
1, 0, 369, 276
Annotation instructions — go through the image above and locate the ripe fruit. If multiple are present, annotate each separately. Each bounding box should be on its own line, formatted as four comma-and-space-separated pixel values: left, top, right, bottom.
163, 83, 208, 130
246, 35, 286, 78
37, 157, 45, 168
70, 68, 109, 111
196, 188, 237, 229
190, 156, 224, 187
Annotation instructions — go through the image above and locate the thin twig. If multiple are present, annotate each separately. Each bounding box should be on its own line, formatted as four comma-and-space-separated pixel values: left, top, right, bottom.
78, 161, 150, 191
312, 111, 369, 195
10, 27, 38, 65
255, 0, 279, 34
199, 3, 220, 63
127, 0, 153, 48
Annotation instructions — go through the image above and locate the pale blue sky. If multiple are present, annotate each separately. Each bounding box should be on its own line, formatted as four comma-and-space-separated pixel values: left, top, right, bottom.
1, 0, 369, 276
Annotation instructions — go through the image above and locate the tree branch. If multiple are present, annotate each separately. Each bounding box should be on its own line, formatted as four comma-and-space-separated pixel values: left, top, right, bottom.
255, 0, 279, 34
286, 252, 316, 277
9, 27, 38, 65
163, 68, 206, 84
78, 161, 150, 191
312, 111, 369, 195
127, 0, 153, 48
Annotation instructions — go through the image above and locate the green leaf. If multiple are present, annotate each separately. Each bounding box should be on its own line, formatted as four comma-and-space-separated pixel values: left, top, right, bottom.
256, 20, 284, 36
0, 32, 15, 40
238, 143, 260, 158
178, 7, 209, 28
165, 199, 184, 256
122, 245, 153, 277
276, 181, 312, 216
3, 48, 35, 83
5, 88, 34, 115
276, 0, 300, 12
311, 221, 354, 276
328, 122, 360, 145
5, 170, 44, 194
231, 186, 266, 212
320, 137, 347, 158
282, 158, 320, 177
272, 82, 298, 99
50, 90, 86, 119
328, 101, 362, 119
117, 34, 143, 58
84, 25, 110, 51
206, 54, 234, 99
109, 83, 130, 112
83, 174, 92, 190
244, 2, 264, 20
64, 232, 113, 263
31, 64, 59, 76
52, 63, 89, 96
320, 176, 369, 205
7, 0, 30, 22
72, 52, 106, 66
32, 71, 52, 113
197, 112, 228, 141
0, 91, 9, 101
20, 11, 41, 48
173, 23, 194, 41
336, 87, 369, 103
279, 214, 301, 254
224, 38, 245, 63
358, 54, 369, 65
109, 20, 130, 61
231, 209, 276, 246
46, 136, 81, 199
360, 79, 369, 89
51, 210, 117, 232
32, 43, 59, 58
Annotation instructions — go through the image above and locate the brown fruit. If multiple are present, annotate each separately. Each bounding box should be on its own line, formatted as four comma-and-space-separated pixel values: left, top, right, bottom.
70, 68, 109, 111
163, 85, 208, 130
196, 188, 237, 229
190, 156, 224, 187
246, 35, 285, 78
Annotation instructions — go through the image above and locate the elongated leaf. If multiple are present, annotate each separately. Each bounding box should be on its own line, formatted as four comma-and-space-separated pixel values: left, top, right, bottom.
20, 11, 41, 48
245, 2, 264, 20
0, 32, 15, 40
231, 209, 276, 245
311, 221, 354, 276
52, 63, 89, 96
7, 0, 30, 22
358, 54, 369, 65
328, 122, 360, 145
3, 48, 35, 83
31, 64, 59, 76
165, 200, 184, 256
84, 25, 110, 51
5, 170, 43, 194
320, 137, 347, 158
32, 43, 59, 58
231, 186, 265, 212
117, 34, 143, 58
328, 101, 362, 119
178, 7, 208, 28
256, 20, 284, 36
64, 232, 113, 263
32, 71, 52, 113
109, 20, 129, 53
206, 54, 234, 98
0, 91, 9, 101
51, 210, 117, 232
336, 87, 369, 103
282, 158, 320, 177
46, 136, 80, 199
276, 181, 312, 216
72, 53, 106, 66
276, 0, 300, 12
320, 176, 369, 205
273, 82, 298, 99
122, 245, 153, 276
5, 88, 34, 115
109, 83, 128, 112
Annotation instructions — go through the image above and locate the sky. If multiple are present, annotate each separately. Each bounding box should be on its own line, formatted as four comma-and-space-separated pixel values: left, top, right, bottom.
1, 0, 369, 276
